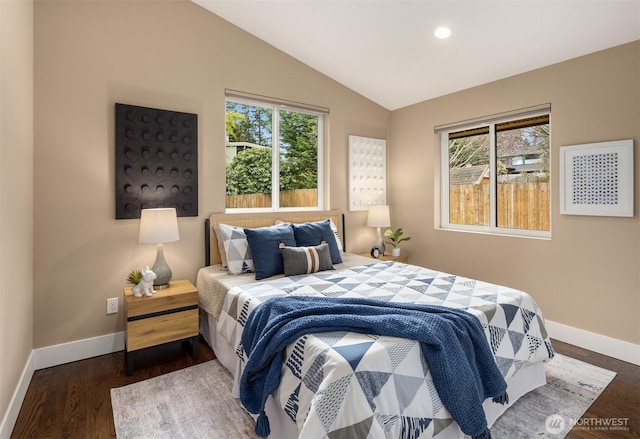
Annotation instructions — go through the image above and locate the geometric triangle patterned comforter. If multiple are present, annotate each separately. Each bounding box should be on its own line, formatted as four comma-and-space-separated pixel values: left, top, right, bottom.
218, 261, 554, 439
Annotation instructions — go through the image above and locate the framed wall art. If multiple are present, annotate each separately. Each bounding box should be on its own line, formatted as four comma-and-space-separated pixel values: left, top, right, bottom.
115, 103, 198, 219
559, 139, 633, 217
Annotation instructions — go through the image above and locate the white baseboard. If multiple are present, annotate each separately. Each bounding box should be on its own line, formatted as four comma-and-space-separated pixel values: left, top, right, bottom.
546, 320, 640, 366
0, 352, 34, 439
34, 331, 125, 370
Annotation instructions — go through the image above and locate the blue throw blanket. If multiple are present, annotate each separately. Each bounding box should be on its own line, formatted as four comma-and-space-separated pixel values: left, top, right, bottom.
240, 296, 508, 439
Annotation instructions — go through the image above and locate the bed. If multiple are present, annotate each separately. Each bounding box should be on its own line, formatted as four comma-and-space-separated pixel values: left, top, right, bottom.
196, 210, 554, 439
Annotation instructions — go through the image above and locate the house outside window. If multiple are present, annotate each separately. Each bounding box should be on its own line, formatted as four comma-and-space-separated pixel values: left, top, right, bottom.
225, 92, 325, 211
439, 105, 551, 237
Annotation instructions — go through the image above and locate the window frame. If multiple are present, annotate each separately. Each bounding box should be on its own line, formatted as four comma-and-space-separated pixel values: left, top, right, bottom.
439, 109, 551, 239
224, 95, 325, 213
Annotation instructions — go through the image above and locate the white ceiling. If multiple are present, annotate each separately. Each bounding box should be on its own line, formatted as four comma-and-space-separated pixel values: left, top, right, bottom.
192, 0, 640, 111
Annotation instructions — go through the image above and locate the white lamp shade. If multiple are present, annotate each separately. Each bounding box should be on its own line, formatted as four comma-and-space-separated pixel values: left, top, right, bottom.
138, 208, 180, 244
367, 205, 391, 228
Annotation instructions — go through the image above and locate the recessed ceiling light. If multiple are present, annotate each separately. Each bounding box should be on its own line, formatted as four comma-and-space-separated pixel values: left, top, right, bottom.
434, 26, 452, 39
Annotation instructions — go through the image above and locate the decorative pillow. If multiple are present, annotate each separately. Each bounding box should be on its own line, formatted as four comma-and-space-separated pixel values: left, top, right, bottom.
244, 225, 297, 280
217, 223, 254, 275
292, 219, 343, 264
328, 218, 344, 255
275, 218, 344, 256
281, 243, 333, 276
212, 225, 228, 269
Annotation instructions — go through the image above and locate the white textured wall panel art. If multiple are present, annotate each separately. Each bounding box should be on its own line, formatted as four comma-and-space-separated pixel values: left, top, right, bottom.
560, 139, 634, 217
348, 135, 387, 211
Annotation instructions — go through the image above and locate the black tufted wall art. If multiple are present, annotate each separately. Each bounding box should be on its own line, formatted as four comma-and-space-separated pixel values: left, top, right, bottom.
115, 103, 198, 219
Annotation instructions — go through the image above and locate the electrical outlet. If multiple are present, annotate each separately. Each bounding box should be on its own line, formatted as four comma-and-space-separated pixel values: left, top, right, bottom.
106, 297, 118, 315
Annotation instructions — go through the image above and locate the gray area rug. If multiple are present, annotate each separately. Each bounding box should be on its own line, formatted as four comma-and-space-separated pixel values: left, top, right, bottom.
491, 353, 616, 438
111, 353, 615, 439
111, 360, 258, 439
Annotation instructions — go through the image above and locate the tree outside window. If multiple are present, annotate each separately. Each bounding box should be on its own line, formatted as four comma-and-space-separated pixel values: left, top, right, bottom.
225, 99, 322, 210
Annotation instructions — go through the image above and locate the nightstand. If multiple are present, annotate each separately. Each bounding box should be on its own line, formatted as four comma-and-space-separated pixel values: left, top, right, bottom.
360, 253, 409, 263
123, 278, 199, 375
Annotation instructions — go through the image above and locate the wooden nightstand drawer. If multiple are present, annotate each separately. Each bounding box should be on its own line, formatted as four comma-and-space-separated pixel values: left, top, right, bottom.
125, 279, 198, 318
126, 308, 199, 352
123, 278, 200, 375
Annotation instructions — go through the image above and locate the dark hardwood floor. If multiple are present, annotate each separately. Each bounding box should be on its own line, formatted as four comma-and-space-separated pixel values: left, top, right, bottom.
10, 337, 639, 438
11, 336, 215, 439
553, 340, 640, 439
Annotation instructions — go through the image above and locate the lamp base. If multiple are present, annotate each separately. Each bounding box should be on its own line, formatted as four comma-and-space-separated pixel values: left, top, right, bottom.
372, 227, 386, 255
151, 243, 173, 289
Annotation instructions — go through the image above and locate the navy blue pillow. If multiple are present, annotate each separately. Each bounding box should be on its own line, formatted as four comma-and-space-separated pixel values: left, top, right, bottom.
292, 219, 343, 264
244, 225, 297, 280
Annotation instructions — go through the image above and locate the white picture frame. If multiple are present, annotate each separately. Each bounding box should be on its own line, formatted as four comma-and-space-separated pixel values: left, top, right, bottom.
348, 135, 387, 211
559, 139, 634, 217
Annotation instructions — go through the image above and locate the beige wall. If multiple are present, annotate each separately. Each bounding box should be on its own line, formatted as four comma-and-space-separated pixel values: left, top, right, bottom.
0, 0, 34, 427
33, 0, 389, 348
389, 42, 640, 345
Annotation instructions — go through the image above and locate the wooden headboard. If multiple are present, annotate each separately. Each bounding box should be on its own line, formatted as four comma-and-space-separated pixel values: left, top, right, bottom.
204, 210, 345, 266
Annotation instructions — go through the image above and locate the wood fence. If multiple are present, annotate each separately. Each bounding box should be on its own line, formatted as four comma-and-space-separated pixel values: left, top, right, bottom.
449, 183, 550, 231
227, 184, 549, 231
226, 189, 318, 208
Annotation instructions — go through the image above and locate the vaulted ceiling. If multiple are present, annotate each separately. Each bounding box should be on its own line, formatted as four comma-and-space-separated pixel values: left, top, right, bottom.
193, 0, 640, 110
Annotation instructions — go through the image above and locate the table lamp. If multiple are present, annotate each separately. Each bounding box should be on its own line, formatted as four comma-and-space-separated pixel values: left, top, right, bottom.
139, 208, 179, 289
367, 205, 390, 255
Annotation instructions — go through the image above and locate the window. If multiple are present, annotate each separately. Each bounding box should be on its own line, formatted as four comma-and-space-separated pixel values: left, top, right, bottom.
225, 91, 326, 211
438, 106, 551, 237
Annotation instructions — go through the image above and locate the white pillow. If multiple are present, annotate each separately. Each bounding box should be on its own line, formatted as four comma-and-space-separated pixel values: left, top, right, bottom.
217, 223, 254, 275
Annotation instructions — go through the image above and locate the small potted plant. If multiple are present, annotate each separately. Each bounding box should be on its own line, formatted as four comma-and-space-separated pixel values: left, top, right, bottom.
384, 228, 411, 257
127, 269, 143, 285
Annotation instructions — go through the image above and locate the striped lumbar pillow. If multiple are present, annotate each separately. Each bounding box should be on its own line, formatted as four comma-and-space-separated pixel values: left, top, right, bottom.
280, 243, 334, 276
